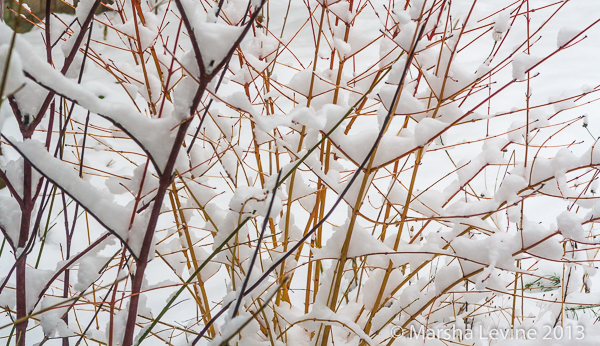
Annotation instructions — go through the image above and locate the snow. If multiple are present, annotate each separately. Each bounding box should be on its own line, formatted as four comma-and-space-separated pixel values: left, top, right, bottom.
252, 112, 291, 132
291, 106, 325, 130
393, 21, 418, 52
550, 148, 579, 176
0, 21, 179, 172
106, 303, 128, 345
25, 268, 55, 313
191, 245, 221, 279
0, 195, 22, 247
0, 44, 25, 98
246, 31, 279, 62
451, 232, 521, 274
3, 158, 28, 198
495, 173, 528, 205
40, 296, 76, 338
521, 221, 563, 260
0, 281, 15, 309
493, 11, 511, 39
296, 305, 375, 345
226, 91, 257, 116
75, 254, 109, 291
74, 0, 96, 24
287, 172, 317, 211
329, 2, 352, 24
378, 82, 426, 123
8, 138, 142, 255
313, 218, 392, 259
557, 211, 585, 242
178, 0, 244, 74
333, 38, 352, 59
512, 53, 540, 81
557, 26, 581, 48
434, 265, 463, 296
315, 104, 424, 168
208, 313, 248, 346
139, 13, 160, 51
413, 118, 447, 146
228, 185, 282, 218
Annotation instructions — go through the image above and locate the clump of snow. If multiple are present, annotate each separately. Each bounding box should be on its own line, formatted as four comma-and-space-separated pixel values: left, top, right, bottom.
394, 21, 418, 52
126, 208, 153, 257
188, 147, 213, 178
378, 82, 425, 123
414, 118, 447, 146
512, 53, 540, 80
0, 44, 25, 98
246, 31, 279, 61
0, 195, 22, 247
75, 255, 109, 291
25, 268, 55, 313
522, 221, 563, 260
548, 90, 576, 113
393, 10, 412, 25
550, 148, 579, 177
195, 22, 243, 74
495, 173, 527, 205
434, 265, 463, 296
333, 38, 352, 58
74, 0, 96, 24
40, 296, 76, 338
140, 12, 160, 51
295, 304, 375, 345
492, 11, 511, 41
226, 91, 257, 116
313, 218, 392, 259
0, 276, 15, 308
409, 0, 425, 19
155, 236, 187, 276
557, 211, 585, 241
190, 245, 221, 280
209, 313, 253, 346
252, 113, 291, 132
328, 1, 352, 23
287, 172, 317, 212
557, 26, 581, 48
291, 106, 325, 130
228, 186, 282, 218
452, 232, 520, 275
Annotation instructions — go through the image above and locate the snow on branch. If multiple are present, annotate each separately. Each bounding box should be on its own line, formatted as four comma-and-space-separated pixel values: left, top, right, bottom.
0, 22, 177, 173
4, 137, 144, 258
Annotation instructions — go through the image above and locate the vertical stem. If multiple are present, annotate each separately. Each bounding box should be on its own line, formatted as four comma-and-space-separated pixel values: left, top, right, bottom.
62, 205, 72, 346
45, 0, 52, 64
121, 119, 192, 346
6, 6, 28, 342
278, 2, 326, 305
514, 0, 530, 333
170, 182, 215, 337
319, 18, 426, 346
15, 256, 27, 346
15, 160, 32, 346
